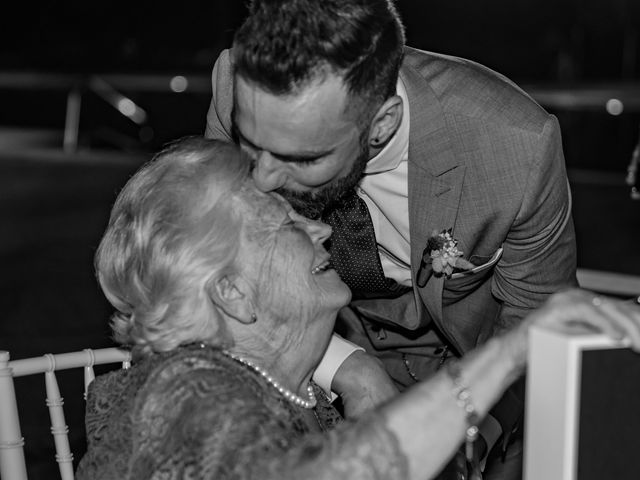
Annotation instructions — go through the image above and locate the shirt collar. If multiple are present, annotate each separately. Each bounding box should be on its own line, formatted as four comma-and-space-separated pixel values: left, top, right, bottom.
363, 77, 410, 175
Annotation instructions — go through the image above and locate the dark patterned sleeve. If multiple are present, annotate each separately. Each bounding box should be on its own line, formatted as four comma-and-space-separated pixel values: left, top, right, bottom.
266, 414, 410, 480
129, 356, 409, 480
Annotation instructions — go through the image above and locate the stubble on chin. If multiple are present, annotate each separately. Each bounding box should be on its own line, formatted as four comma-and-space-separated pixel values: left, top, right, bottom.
275, 149, 369, 220
275, 189, 331, 220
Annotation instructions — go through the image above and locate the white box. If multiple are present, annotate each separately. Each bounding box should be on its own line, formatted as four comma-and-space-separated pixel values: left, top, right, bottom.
524, 326, 640, 480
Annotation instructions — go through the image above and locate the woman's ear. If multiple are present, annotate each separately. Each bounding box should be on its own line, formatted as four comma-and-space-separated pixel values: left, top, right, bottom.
368, 95, 403, 150
206, 274, 256, 325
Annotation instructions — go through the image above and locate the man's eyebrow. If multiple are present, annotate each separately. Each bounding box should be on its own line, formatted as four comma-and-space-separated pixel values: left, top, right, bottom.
232, 124, 334, 163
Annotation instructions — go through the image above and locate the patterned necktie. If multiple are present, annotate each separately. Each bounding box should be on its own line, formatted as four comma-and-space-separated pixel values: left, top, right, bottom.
322, 192, 410, 299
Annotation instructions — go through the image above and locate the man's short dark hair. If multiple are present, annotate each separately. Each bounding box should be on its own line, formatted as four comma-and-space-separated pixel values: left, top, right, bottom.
232, 0, 406, 120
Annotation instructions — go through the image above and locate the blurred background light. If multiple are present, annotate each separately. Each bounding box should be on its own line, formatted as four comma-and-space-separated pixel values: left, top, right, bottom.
606, 98, 624, 115
170, 75, 189, 93
116, 98, 136, 117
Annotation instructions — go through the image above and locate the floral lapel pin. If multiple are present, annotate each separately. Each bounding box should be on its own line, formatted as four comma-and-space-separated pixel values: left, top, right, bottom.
416, 229, 476, 287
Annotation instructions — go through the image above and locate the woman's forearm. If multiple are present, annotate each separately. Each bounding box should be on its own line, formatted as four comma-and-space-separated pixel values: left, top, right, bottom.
265, 330, 526, 480
380, 328, 526, 480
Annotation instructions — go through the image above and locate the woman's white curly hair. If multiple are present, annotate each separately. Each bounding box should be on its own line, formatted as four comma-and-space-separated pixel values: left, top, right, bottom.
95, 137, 250, 356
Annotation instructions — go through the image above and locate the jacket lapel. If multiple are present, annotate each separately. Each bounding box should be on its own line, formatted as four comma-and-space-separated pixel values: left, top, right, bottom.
400, 56, 466, 331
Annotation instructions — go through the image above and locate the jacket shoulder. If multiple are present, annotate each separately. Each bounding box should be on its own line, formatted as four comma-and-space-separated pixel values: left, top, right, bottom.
402, 47, 549, 134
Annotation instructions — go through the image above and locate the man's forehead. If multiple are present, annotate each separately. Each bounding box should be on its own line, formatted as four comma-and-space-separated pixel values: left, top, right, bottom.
233, 74, 350, 124
232, 74, 359, 154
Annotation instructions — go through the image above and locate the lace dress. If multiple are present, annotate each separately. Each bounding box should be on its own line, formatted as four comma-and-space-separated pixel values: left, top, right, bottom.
75, 344, 408, 479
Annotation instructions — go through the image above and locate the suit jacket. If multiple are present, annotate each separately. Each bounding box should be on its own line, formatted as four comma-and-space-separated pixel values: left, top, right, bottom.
204, 46, 578, 356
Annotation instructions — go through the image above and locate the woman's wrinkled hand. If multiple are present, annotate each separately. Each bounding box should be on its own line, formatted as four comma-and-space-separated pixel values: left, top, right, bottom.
528, 289, 640, 351
503, 289, 640, 371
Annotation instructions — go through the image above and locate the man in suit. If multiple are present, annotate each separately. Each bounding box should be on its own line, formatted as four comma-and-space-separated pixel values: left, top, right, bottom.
205, 0, 577, 477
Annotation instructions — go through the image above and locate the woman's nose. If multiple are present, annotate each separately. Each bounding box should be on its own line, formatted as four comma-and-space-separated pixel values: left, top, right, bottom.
252, 152, 286, 192
303, 218, 332, 245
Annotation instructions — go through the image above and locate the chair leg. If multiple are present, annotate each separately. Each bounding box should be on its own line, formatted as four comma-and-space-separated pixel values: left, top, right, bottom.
44, 362, 75, 480
0, 351, 29, 480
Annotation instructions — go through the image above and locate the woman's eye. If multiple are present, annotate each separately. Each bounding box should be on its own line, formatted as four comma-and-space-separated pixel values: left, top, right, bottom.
294, 158, 318, 166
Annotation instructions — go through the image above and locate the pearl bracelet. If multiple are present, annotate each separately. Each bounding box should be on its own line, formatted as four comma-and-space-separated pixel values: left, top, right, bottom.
446, 360, 480, 462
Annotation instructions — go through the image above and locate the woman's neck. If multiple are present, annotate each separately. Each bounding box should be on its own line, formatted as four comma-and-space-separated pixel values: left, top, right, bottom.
228, 336, 316, 397
228, 313, 335, 397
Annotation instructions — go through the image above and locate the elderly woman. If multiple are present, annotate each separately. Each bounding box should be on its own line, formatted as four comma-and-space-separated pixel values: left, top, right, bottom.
76, 137, 640, 480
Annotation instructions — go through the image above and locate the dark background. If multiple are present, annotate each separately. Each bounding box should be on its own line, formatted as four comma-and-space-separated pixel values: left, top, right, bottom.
2, 0, 638, 79
1, 1, 639, 478
1, 0, 639, 161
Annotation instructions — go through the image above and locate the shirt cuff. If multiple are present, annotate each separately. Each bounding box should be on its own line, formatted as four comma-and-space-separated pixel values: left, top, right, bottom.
312, 333, 365, 401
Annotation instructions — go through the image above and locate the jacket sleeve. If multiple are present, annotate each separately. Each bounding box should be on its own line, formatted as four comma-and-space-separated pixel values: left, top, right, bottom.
491, 114, 578, 333
204, 48, 235, 141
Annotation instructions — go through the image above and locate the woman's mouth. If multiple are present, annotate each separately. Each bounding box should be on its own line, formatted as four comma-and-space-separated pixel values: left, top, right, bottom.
311, 259, 333, 275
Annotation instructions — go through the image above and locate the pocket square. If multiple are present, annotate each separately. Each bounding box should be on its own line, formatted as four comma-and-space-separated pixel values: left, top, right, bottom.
449, 247, 504, 280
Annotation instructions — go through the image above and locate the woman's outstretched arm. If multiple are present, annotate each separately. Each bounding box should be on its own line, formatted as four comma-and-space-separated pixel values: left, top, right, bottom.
276, 289, 640, 480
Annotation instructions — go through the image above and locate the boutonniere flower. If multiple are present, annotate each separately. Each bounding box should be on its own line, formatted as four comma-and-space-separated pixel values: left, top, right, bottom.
417, 229, 476, 287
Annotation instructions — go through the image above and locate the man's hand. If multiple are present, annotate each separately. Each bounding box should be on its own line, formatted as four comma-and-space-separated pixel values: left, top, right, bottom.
331, 349, 398, 420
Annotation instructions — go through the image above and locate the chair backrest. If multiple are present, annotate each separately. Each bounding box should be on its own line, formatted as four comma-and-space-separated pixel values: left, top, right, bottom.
0, 348, 131, 480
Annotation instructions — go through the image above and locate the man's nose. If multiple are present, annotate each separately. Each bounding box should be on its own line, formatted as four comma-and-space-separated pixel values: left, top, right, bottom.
252, 152, 286, 192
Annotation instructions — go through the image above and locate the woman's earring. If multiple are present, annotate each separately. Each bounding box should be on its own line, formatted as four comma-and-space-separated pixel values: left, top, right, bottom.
250, 313, 258, 323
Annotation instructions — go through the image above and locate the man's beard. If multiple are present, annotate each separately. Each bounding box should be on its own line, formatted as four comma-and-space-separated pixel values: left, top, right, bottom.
275, 138, 370, 220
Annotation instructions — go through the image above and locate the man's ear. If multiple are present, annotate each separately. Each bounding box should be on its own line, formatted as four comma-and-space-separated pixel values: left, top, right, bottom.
368, 95, 403, 150
206, 274, 255, 325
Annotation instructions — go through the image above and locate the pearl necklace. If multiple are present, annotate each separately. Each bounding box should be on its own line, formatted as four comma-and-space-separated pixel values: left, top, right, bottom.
222, 350, 317, 409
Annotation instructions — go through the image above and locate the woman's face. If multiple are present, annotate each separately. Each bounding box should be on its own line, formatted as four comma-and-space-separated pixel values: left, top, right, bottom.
235, 182, 351, 331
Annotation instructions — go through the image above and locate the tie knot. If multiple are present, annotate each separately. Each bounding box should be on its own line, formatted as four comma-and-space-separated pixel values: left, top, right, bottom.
322, 192, 410, 299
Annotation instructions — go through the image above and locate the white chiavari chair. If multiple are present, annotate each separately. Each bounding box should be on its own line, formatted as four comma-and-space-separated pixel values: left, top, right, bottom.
0, 348, 131, 480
